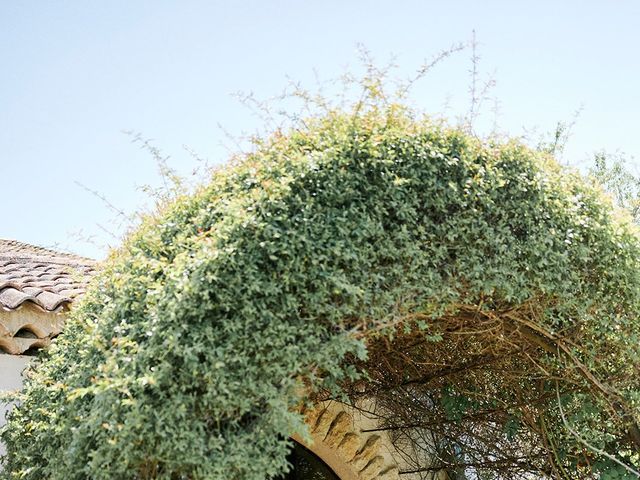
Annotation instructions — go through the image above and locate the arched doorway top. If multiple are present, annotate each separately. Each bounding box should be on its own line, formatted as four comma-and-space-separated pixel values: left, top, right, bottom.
292, 402, 401, 480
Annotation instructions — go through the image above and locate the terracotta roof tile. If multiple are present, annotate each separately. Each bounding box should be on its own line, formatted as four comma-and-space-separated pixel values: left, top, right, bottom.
0, 239, 95, 312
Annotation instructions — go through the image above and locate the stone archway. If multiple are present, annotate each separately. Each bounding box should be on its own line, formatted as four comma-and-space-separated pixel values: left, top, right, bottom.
292, 402, 401, 480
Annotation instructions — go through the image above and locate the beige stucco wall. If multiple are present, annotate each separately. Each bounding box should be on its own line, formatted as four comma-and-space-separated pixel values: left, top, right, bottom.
0, 304, 64, 461
0, 354, 31, 457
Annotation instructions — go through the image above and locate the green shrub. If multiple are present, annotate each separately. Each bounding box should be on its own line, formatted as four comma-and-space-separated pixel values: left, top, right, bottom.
2, 103, 639, 479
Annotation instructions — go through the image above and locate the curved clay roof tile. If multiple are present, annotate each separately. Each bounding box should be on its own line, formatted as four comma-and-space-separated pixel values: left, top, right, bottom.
0, 239, 95, 312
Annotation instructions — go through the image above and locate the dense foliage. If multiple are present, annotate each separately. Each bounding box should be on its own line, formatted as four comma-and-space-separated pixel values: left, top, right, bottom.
2, 104, 639, 479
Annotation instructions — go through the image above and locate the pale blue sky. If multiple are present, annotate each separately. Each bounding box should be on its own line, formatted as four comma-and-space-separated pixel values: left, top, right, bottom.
2, 1, 639, 259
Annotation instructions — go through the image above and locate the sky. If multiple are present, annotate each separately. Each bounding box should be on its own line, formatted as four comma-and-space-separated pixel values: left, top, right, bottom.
2, 1, 639, 259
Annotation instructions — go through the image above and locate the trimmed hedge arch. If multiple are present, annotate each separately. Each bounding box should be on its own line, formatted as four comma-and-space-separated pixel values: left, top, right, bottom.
2, 105, 640, 479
